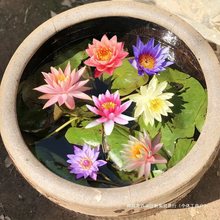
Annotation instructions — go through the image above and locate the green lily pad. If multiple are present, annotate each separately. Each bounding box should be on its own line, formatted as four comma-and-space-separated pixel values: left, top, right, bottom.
195, 91, 207, 132
138, 68, 206, 157
138, 116, 162, 138
106, 125, 130, 168
58, 50, 88, 70
160, 124, 194, 156
65, 125, 102, 147
55, 39, 90, 69
168, 138, 195, 168
111, 59, 149, 96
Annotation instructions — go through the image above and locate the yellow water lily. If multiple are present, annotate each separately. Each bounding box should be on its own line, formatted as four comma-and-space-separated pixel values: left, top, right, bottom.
130, 76, 174, 126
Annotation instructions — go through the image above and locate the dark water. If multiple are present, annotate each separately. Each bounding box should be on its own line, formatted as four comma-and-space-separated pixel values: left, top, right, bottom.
17, 17, 205, 187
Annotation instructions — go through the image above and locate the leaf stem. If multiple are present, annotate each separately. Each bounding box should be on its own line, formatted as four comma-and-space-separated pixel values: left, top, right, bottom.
101, 124, 109, 154
46, 117, 77, 138
161, 147, 172, 159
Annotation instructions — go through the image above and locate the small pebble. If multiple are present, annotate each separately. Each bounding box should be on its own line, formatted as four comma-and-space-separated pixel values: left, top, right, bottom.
18, 194, 23, 200
0, 215, 11, 220
50, 11, 57, 17
4, 156, 13, 168
61, 0, 72, 8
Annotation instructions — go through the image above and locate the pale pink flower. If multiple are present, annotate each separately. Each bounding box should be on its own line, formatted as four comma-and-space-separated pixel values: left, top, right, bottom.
84, 35, 128, 78
34, 62, 91, 109
121, 131, 167, 179
85, 90, 134, 135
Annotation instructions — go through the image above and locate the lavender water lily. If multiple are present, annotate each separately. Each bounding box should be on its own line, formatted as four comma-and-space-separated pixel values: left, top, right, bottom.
129, 37, 173, 75
17, 35, 207, 187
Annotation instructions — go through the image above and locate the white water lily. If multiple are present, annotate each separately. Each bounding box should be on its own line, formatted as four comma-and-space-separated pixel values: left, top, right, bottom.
130, 76, 174, 126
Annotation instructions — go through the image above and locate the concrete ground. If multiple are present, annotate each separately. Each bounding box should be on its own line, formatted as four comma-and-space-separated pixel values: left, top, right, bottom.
0, 0, 219, 219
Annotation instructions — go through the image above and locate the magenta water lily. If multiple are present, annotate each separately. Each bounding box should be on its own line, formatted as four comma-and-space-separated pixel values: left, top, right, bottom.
27, 33, 207, 187
129, 37, 173, 76
67, 144, 107, 180
86, 90, 134, 135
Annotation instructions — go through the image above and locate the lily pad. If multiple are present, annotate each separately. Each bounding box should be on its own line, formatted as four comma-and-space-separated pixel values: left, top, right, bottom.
106, 125, 130, 168
195, 91, 207, 132
168, 138, 195, 168
57, 50, 88, 70
55, 39, 90, 69
111, 59, 149, 96
65, 125, 102, 147
139, 68, 207, 156
138, 116, 162, 138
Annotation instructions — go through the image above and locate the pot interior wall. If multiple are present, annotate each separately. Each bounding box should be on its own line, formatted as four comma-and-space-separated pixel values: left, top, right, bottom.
17, 16, 206, 187
21, 16, 204, 83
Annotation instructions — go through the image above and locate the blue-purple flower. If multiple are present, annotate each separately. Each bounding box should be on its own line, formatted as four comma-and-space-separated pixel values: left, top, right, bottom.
67, 144, 107, 180
129, 37, 173, 76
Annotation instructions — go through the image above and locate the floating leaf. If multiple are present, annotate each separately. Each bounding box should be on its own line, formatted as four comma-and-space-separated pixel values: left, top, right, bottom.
17, 99, 52, 133
158, 69, 206, 154
138, 68, 206, 156
156, 69, 206, 128
138, 116, 162, 138
107, 125, 130, 168
168, 138, 195, 168
17, 70, 53, 133
58, 50, 88, 70
55, 39, 90, 69
195, 91, 207, 132
111, 59, 149, 96
115, 170, 139, 183
18, 73, 44, 109
65, 125, 102, 147
71, 105, 95, 118
160, 124, 194, 156
152, 169, 164, 177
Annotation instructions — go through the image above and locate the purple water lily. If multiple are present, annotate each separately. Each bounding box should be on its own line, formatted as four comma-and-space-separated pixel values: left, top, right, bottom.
67, 144, 107, 180
129, 37, 173, 76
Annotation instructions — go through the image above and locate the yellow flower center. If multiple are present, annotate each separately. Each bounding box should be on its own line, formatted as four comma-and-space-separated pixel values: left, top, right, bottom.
57, 73, 67, 83
96, 47, 112, 61
102, 101, 116, 110
80, 158, 92, 170
139, 54, 155, 69
131, 143, 145, 159
149, 98, 164, 112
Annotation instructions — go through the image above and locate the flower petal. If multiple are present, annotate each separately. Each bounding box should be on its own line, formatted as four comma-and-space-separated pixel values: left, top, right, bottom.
144, 163, 151, 179
85, 120, 102, 129
71, 91, 91, 100
153, 154, 167, 164
65, 96, 75, 109
104, 120, 115, 135
64, 62, 71, 75
43, 96, 59, 109
120, 100, 132, 112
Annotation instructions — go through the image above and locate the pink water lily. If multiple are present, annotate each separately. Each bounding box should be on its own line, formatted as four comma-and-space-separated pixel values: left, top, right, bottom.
85, 90, 134, 135
121, 131, 167, 179
34, 62, 91, 109
84, 35, 128, 78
